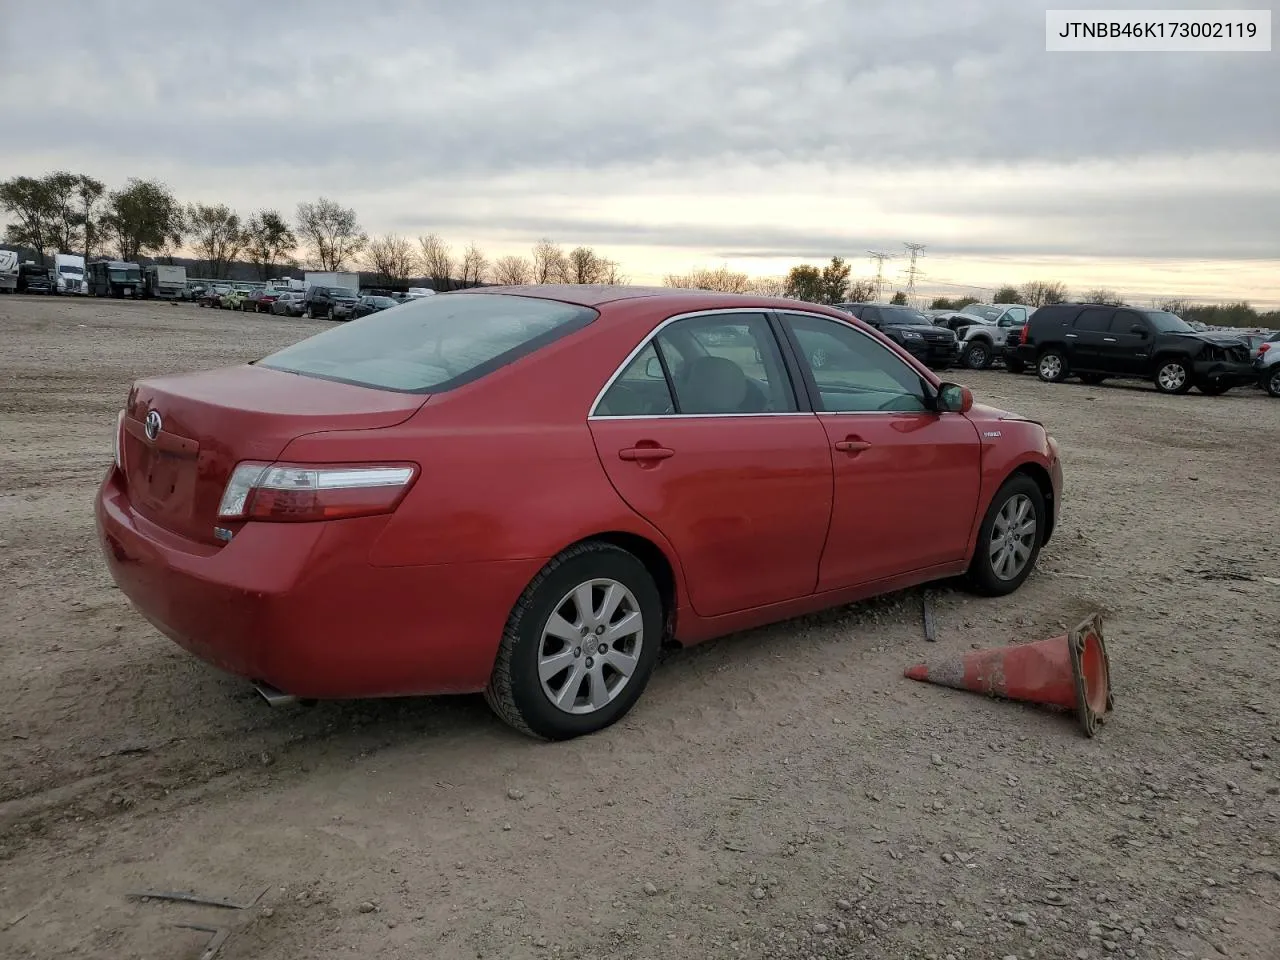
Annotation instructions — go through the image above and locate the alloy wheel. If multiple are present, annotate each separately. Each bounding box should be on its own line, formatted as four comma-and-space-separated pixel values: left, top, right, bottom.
538, 579, 644, 715
988, 493, 1037, 581
1158, 362, 1187, 391
1039, 354, 1062, 380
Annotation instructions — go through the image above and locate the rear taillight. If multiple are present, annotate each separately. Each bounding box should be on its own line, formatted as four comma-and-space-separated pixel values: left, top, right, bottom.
217, 462, 417, 522
1260, 342, 1271, 355
112, 409, 125, 470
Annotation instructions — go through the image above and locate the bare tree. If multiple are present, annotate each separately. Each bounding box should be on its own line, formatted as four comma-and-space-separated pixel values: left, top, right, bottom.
566, 245, 610, 284
187, 203, 248, 279
366, 234, 419, 284
244, 210, 297, 279
491, 254, 533, 285
532, 238, 567, 283
746, 276, 788, 297
1018, 280, 1069, 307
1082, 287, 1124, 306
600, 258, 627, 285
295, 197, 367, 271
458, 242, 488, 288
844, 279, 876, 302
665, 265, 752, 292
418, 233, 454, 291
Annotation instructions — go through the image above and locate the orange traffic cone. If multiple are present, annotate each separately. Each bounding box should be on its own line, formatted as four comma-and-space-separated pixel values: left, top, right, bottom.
905, 613, 1112, 737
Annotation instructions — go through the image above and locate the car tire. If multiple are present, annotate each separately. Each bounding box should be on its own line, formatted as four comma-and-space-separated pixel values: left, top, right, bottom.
484, 541, 663, 741
1036, 349, 1069, 383
965, 473, 1046, 598
1265, 366, 1280, 398
1154, 356, 1193, 394
1079, 373, 1107, 385
963, 341, 992, 370
1005, 358, 1026, 374
326, 306, 334, 321
305, 306, 314, 319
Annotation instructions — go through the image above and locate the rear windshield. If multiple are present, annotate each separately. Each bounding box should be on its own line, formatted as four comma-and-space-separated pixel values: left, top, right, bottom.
257, 293, 597, 393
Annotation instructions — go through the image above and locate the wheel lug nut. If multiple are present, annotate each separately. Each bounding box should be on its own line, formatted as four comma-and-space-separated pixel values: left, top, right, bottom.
598, 643, 608, 654
586, 657, 594, 668
574, 647, 581, 657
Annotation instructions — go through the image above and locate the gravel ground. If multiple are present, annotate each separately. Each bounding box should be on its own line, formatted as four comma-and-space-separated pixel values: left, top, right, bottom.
0, 294, 1277, 960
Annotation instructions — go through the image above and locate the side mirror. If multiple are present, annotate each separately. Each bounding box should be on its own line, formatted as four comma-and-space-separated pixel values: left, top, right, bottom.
936, 382, 974, 414
1129, 324, 1146, 337
645, 356, 664, 379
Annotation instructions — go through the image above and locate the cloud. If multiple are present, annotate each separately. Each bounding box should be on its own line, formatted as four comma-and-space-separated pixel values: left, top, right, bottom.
1, 0, 1277, 300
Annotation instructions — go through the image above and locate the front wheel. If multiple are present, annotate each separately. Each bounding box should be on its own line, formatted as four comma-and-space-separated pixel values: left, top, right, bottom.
1037, 349, 1069, 383
963, 341, 992, 370
1265, 366, 1280, 398
966, 474, 1046, 597
485, 542, 663, 740
1154, 357, 1193, 394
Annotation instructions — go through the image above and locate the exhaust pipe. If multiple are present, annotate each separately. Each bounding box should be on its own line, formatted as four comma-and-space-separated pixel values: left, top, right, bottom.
253, 681, 298, 707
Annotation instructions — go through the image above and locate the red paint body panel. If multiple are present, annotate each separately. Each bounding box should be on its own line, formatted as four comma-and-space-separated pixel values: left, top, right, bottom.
94, 288, 1065, 701
588, 415, 833, 617
97, 468, 542, 696
814, 411, 981, 590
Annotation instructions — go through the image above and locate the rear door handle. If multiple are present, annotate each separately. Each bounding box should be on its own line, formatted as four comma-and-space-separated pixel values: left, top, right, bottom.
1102, 337, 1116, 342
619, 446, 674, 462
834, 438, 872, 453
1065, 333, 1078, 338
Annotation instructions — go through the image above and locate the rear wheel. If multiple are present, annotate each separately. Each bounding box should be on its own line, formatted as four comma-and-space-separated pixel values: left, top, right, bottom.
1154, 357, 1193, 394
485, 542, 663, 740
966, 474, 1046, 597
1037, 349, 1068, 383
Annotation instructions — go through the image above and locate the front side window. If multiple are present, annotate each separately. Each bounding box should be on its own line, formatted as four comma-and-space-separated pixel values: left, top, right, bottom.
259, 293, 596, 393
783, 312, 929, 413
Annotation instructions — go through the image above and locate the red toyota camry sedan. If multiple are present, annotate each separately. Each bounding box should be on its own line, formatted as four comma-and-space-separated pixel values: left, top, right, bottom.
96, 286, 1063, 740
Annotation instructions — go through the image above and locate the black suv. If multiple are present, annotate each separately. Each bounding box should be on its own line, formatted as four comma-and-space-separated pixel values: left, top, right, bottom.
1012, 303, 1256, 395
303, 285, 359, 321
834, 303, 960, 369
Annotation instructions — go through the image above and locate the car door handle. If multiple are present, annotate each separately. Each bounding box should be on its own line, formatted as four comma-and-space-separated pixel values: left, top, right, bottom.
1065, 333, 1078, 338
1102, 337, 1116, 342
619, 446, 674, 462
833, 438, 872, 453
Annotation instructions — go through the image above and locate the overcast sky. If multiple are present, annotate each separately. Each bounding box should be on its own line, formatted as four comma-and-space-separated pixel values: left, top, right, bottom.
1, 0, 1277, 304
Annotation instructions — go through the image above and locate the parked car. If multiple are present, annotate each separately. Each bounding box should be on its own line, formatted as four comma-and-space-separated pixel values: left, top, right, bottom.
303, 285, 360, 320
350, 295, 400, 319
1012, 303, 1256, 395
269, 291, 306, 317
833, 303, 960, 369
18, 261, 53, 294
241, 289, 284, 313
96, 287, 1062, 740
1255, 333, 1280, 397
198, 284, 233, 307
951, 303, 1033, 370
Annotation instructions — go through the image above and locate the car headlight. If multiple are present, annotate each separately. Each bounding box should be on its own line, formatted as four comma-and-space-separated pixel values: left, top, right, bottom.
901, 330, 923, 340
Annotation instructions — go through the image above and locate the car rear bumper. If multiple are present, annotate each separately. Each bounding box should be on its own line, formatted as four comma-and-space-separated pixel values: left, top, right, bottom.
95, 466, 545, 699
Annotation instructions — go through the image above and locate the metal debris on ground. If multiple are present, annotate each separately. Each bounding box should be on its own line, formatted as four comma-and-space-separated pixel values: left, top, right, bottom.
128, 885, 269, 910
172, 922, 231, 960
921, 594, 938, 642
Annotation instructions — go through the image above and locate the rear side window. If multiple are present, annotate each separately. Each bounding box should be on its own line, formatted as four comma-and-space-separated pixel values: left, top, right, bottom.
258, 293, 597, 393
1073, 308, 1113, 332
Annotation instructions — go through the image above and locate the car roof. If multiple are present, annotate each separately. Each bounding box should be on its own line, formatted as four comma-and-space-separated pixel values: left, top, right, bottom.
452, 284, 845, 314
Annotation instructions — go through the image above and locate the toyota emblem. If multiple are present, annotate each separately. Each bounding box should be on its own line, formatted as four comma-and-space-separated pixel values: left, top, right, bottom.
144, 410, 162, 442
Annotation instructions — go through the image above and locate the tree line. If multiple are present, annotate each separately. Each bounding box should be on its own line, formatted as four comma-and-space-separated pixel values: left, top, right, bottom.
3, 170, 1275, 326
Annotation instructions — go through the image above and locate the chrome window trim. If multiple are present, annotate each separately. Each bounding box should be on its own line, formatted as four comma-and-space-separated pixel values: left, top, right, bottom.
587, 307, 805, 420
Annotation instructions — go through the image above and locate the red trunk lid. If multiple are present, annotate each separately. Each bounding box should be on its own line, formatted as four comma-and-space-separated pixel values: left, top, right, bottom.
120, 364, 426, 544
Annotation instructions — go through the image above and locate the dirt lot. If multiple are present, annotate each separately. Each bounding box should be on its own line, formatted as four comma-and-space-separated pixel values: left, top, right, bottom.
0, 294, 1277, 960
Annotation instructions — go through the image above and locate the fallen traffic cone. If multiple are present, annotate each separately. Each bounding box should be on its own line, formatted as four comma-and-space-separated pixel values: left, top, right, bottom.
905, 612, 1112, 737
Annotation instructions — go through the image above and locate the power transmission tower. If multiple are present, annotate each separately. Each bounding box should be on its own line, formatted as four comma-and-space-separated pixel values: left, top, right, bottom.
868, 251, 894, 301
902, 242, 926, 302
